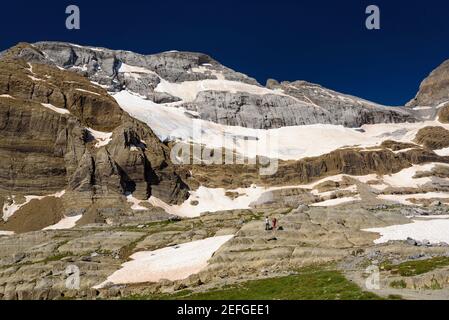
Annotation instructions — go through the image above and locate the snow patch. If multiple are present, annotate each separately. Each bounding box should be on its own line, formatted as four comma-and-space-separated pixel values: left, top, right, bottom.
43, 214, 82, 230
126, 194, 148, 211
41, 103, 71, 115
149, 186, 265, 218
310, 196, 361, 207
87, 128, 113, 148
436, 101, 449, 109
119, 63, 155, 75
0, 94, 14, 99
382, 163, 439, 188
378, 192, 449, 206
154, 78, 286, 103
0, 231, 14, 236
75, 88, 101, 96
2, 191, 65, 221
434, 147, 449, 156
94, 235, 234, 288
363, 218, 449, 244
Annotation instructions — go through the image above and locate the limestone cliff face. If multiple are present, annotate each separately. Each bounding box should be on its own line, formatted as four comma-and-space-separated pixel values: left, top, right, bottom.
187, 146, 447, 189
5, 42, 416, 129
408, 59, 449, 107
0, 43, 189, 209
182, 87, 415, 129
28, 42, 258, 100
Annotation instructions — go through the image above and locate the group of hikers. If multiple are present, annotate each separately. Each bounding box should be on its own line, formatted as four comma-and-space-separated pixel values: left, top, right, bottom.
265, 216, 278, 231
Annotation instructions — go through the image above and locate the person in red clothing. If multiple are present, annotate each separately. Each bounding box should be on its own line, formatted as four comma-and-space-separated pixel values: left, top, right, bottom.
272, 217, 277, 230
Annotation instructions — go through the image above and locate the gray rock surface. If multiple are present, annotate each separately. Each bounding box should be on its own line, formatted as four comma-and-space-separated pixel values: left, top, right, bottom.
5, 42, 417, 129
29, 42, 259, 100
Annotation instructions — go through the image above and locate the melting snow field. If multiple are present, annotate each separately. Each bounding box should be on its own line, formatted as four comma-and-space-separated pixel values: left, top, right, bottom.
310, 196, 361, 207
126, 194, 148, 211
0, 231, 14, 236
144, 164, 449, 217
363, 218, 449, 244
113, 91, 449, 161
43, 215, 83, 230
382, 163, 439, 188
378, 193, 449, 206
94, 235, 234, 288
435, 147, 449, 156
149, 186, 266, 217
87, 128, 113, 148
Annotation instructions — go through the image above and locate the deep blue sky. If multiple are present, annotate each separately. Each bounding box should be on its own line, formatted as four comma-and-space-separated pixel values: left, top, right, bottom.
1, 0, 449, 105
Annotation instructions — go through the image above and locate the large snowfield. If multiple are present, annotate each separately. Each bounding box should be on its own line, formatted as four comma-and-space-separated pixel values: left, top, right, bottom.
113, 90, 449, 161
364, 217, 449, 244
94, 235, 234, 288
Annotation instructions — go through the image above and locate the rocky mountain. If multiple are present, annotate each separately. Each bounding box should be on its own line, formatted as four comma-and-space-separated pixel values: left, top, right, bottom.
2, 41, 449, 300
0, 43, 189, 232
4, 42, 417, 129
406, 58, 449, 123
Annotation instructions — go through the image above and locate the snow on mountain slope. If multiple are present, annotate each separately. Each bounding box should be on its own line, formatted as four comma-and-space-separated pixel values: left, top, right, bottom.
154, 76, 287, 103
43, 214, 82, 230
364, 218, 449, 244
94, 235, 234, 287
29, 42, 416, 129
113, 90, 449, 161
2, 191, 66, 221
120, 163, 449, 217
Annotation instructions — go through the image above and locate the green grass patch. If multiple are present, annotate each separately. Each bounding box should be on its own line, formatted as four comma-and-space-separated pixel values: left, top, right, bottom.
126, 267, 382, 300
390, 280, 407, 289
383, 257, 449, 277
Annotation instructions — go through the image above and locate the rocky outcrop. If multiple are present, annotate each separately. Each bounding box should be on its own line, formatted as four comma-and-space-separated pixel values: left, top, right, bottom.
1, 197, 65, 233
178, 81, 416, 129
19, 42, 259, 100
0, 44, 190, 232
414, 126, 449, 150
187, 145, 447, 189
408, 59, 449, 107
4, 42, 416, 129
266, 80, 416, 128
438, 103, 449, 123
182, 91, 330, 129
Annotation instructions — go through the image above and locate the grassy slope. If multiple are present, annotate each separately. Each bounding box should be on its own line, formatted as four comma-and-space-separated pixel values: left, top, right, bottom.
383, 257, 449, 277
128, 268, 382, 300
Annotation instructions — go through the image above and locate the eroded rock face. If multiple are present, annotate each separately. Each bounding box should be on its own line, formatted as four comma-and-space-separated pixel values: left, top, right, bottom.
4, 42, 417, 129
264, 80, 416, 128
414, 126, 449, 150
438, 103, 449, 123
28, 42, 259, 98
0, 44, 190, 232
181, 91, 331, 129
186, 145, 447, 189
177, 81, 416, 129
408, 59, 449, 107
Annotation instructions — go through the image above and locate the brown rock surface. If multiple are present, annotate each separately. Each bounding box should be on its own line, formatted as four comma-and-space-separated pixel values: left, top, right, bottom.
0, 197, 65, 233
186, 145, 448, 189
438, 103, 449, 123
0, 43, 189, 231
414, 126, 449, 149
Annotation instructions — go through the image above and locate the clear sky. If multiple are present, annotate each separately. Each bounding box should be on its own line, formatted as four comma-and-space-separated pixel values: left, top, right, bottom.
1, 0, 448, 105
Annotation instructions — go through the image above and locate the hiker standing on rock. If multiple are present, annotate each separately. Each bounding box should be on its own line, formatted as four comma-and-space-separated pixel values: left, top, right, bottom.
265, 217, 270, 231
